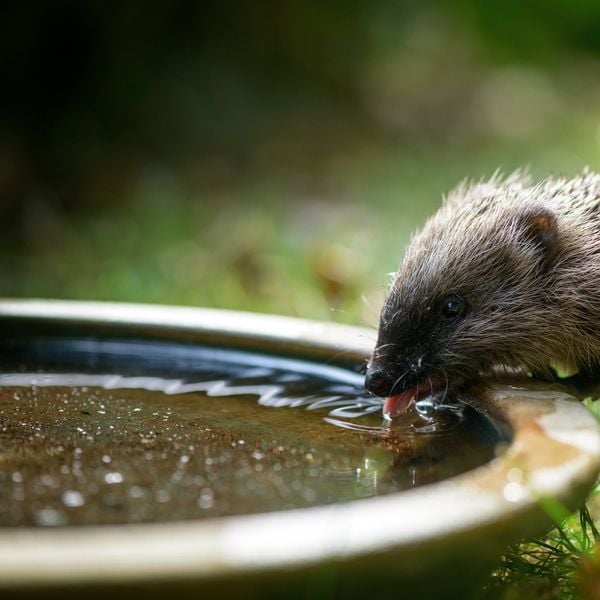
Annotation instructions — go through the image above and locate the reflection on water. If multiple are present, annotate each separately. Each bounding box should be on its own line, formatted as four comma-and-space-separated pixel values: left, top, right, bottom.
0, 370, 462, 436
0, 338, 503, 527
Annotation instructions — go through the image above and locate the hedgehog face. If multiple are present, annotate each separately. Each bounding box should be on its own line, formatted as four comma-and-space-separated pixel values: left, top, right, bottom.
365, 199, 560, 417
365, 284, 478, 411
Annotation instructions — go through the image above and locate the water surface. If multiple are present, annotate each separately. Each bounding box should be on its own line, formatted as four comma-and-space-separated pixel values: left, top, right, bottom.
0, 339, 504, 526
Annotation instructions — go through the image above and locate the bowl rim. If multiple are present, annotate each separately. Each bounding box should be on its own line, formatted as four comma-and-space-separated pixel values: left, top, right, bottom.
0, 298, 599, 588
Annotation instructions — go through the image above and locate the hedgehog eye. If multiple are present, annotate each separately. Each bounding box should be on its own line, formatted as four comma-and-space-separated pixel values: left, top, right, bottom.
441, 294, 467, 320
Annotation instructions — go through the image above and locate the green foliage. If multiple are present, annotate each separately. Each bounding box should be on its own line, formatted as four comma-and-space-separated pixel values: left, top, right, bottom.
483, 402, 600, 599
483, 502, 600, 599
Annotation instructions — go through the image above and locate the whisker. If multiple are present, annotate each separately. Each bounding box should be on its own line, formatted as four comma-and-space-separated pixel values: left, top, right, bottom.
440, 367, 449, 406
389, 370, 409, 396
373, 342, 401, 359
359, 294, 382, 326
375, 342, 401, 350
357, 327, 378, 342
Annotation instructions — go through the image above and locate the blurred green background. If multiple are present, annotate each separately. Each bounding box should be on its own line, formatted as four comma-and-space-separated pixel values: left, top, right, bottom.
3, 3, 600, 596
2, 0, 600, 326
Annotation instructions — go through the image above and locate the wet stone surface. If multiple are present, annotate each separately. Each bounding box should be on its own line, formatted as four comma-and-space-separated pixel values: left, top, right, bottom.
0, 339, 504, 527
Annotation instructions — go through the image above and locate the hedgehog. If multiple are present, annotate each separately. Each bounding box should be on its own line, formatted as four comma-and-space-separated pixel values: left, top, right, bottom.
364, 169, 600, 418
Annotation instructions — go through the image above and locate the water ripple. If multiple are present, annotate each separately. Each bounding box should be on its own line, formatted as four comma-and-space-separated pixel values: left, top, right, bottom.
0, 370, 463, 435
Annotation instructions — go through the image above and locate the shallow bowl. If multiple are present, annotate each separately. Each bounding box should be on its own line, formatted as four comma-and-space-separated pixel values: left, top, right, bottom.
0, 299, 598, 599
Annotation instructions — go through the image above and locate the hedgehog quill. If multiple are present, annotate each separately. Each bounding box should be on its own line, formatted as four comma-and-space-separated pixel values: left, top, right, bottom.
364, 170, 600, 418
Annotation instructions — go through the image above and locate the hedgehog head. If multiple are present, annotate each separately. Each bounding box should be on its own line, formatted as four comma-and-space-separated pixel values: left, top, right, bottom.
365, 178, 562, 414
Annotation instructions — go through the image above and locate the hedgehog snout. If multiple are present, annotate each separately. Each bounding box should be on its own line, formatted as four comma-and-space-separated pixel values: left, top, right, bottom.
365, 354, 425, 397
364, 366, 397, 397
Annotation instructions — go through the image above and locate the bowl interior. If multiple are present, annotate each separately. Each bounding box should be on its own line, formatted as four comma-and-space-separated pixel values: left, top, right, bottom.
0, 336, 505, 527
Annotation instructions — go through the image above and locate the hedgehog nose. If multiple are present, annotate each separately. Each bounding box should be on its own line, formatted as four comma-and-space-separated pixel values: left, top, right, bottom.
364, 367, 394, 397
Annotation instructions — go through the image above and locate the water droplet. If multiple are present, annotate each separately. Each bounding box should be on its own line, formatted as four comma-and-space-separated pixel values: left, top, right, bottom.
503, 482, 528, 502
104, 472, 124, 484
34, 507, 66, 527
40, 474, 57, 487
197, 489, 214, 509
128, 485, 145, 499
62, 490, 85, 508
155, 489, 170, 503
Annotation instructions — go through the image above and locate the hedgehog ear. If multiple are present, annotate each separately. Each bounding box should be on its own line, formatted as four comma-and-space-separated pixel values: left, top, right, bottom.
520, 207, 558, 266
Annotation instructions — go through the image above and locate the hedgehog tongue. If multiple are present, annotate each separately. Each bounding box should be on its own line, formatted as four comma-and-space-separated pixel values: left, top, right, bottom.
383, 387, 418, 420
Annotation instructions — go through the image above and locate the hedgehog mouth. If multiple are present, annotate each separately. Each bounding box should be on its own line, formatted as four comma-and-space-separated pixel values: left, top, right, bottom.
383, 379, 442, 420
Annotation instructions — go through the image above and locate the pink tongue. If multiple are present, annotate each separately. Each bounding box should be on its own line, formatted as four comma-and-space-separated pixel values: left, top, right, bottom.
383, 388, 417, 420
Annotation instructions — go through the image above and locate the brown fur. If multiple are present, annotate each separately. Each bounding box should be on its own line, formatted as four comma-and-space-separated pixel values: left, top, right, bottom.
365, 169, 600, 398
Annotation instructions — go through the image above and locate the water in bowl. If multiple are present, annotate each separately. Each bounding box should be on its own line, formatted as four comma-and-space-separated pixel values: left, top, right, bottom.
0, 338, 505, 527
